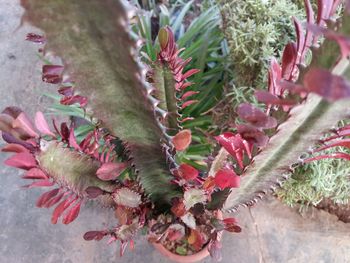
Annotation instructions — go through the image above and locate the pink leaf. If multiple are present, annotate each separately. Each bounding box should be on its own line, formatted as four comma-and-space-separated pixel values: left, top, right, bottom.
62, 201, 81, 224
83, 231, 107, 241
181, 69, 200, 81
22, 168, 48, 180
304, 0, 315, 51
1, 143, 28, 153
178, 82, 194, 90
303, 68, 350, 101
182, 91, 199, 99
44, 192, 64, 208
293, 17, 306, 64
255, 90, 296, 106
35, 112, 56, 137
4, 152, 37, 170
172, 129, 192, 151
96, 162, 127, 181
12, 112, 38, 138
237, 103, 277, 129
23, 179, 54, 189
36, 188, 60, 207
85, 186, 105, 198
120, 241, 128, 257
181, 100, 198, 109
214, 168, 240, 190
51, 196, 77, 224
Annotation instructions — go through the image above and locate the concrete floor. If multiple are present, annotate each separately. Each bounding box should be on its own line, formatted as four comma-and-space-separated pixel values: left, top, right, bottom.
0, 1, 350, 262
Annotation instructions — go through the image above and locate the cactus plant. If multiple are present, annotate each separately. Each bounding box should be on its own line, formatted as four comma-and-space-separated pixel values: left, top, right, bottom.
1, 0, 350, 260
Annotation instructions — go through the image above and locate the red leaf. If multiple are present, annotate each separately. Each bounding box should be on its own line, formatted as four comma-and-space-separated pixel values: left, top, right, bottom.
42, 65, 64, 84
214, 168, 240, 190
268, 57, 282, 96
60, 95, 88, 107
44, 192, 64, 208
60, 122, 70, 141
188, 229, 205, 251
223, 218, 242, 233
172, 129, 191, 151
304, 0, 315, 50
22, 168, 48, 180
96, 162, 127, 181
171, 199, 187, 217
51, 196, 77, 224
316, 139, 350, 152
303, 68, 350, 101
1, 132, 35, 150
58, 86, 74, 96
85, 186, 104, 198
12, 112, 39, 138
215, 132, 252, 166
177, 164, 199, 181
36, 188, 60, 207
35, 112, 56, 137
83, 231, 107, 241
237, 103, 277, 129
237, 124, 269, 147
2, 106, 22, 119
4, 152, 37, 170
293, 17, 306, 64
69, 127, 81, 151
305, 152, 350, 163
316, 0, 333, 26
281, 42, 297, 80
26, 33, 46, 44
62, 201, 81, 224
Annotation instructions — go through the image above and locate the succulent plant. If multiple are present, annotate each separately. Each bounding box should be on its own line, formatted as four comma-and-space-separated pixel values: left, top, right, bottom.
1, 0, 350, 260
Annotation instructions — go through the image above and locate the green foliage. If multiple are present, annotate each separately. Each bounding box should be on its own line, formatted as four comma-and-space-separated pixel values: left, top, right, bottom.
217, 0, 304, 100
277, 148, 350, 208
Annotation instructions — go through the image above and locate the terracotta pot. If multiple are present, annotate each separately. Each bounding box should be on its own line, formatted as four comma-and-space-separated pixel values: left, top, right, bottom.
153, 211, 223, 263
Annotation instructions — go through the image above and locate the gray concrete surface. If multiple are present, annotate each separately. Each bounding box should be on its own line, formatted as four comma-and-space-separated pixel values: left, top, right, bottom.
0, 0, 350, 262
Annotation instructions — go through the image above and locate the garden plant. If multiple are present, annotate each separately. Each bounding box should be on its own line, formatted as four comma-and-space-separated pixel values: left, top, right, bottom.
1, 0, 350, 261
